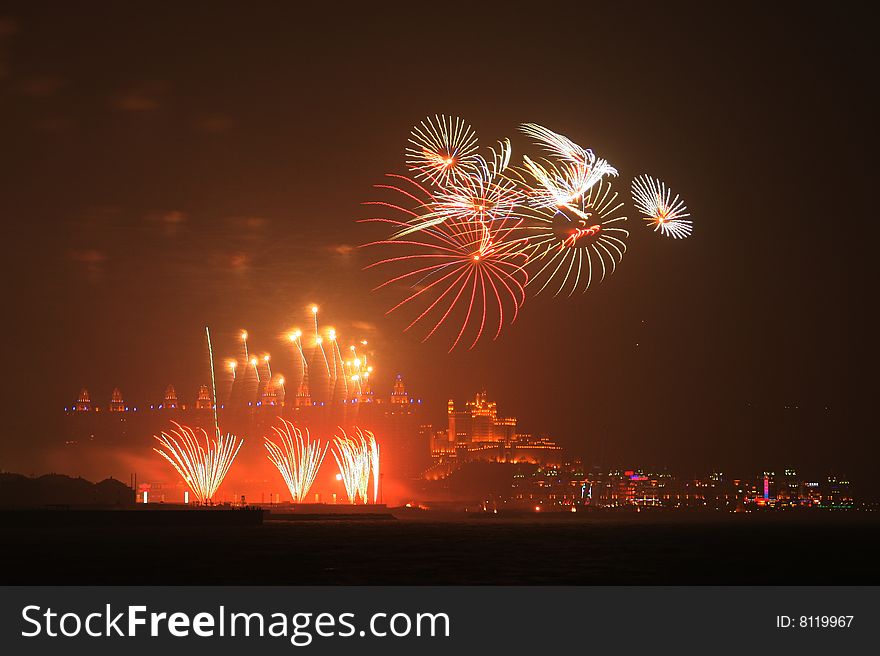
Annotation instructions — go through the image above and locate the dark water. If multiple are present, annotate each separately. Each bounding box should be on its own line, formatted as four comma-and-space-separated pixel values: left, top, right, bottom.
2, 514, 878, 585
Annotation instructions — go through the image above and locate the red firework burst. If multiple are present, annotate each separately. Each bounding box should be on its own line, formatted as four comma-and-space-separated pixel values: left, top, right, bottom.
361, 175, 529, 351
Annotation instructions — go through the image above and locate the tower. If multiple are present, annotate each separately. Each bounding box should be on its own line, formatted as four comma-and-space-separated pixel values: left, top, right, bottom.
390, 374, 408, 404
261, 379, 278, 407
448, 398, 471, 449
295, 379, 311, 407
109, 387, 125, 412
195, 385, 213, 410
164, 385, 178, 410
468, 390, 496, 443
74, 388, 92, 412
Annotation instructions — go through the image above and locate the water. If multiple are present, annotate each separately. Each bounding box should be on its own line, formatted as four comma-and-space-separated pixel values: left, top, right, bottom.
2, 514, 878, 584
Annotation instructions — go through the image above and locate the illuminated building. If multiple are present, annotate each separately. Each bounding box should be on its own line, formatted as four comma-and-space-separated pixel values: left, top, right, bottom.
260, 379, 279, 407
776, 468, 802, 508
441, 391, 561, 466
195, 385, 213, 410
390, 374, 407, 404
429, 427, 454, 458
294, 378, 311, 408
73, 387, 92, 412
163, 385, 178, 410
108, 387, 125, 413
468, 391, 497, 443
447, 398, 471, 450
493, 417, 517, 447
823, 475, 853, 509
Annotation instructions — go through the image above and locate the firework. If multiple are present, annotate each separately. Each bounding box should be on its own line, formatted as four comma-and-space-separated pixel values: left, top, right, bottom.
520, 122, 591, 166
288, 329, 307, 376
153, 422, 243, 504
395, 139, 519, 238
332, 428, 380, 504
310, 305, 332, 377
204, 326, 221, 439
406, 114, 481, 186
240, 330, 249, 362
631, 174, 693, 239
284, 310, 373, 403
264, 418, 328, 503
516, 123, 617, 207
514, 179, 629, 296
362, 175, 529, 351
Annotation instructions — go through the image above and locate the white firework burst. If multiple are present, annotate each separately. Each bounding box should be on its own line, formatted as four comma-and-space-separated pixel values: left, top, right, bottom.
264, 419, 329, 504
516, 123, 618, 207
631, 174, 693, 239
395, 139, 520, 238
515, 179, 628, 296
406, 114, 481, 186
520, 122, 591, 166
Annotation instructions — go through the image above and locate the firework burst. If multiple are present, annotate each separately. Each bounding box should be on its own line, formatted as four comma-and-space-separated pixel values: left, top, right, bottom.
631, 174, 693, 239
406, 114, 480, 186
394, 139, 519, 238
513, 180, 629, 296
517, 123, 618, 207
332, 428, 380, 504
153, 422, 243, 504
264, 418, 328, 503
362, 175, 528, 351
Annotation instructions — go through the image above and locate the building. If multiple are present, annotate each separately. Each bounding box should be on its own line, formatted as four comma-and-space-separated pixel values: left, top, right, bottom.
438, 391, 562, 466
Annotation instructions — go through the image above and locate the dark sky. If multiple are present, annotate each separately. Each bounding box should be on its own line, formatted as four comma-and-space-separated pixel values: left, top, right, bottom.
1, 3, 872, 481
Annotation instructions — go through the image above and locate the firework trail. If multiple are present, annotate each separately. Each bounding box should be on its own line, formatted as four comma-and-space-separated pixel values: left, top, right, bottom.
205, 326, 221, 439
250, 357, 261, 383
512, 179, 629, 296
263, 354, 272, 380
345, 342, 373, 396
631, 174, 693, 239
406, 114, 481, 186
275, 375, 286, 400
328, 330, 349, 398
368, 431, 380, 503
153, 422, 243, 504
362, 175, 529, 351
240, 330, 249, 362
288, 329, 307, 377
225, 359, 237, 402
310, 305, 332, 377
332, 428, 380, 504
264, 418, 328, 503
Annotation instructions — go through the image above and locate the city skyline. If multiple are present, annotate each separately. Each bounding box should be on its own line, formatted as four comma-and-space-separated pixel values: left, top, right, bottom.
57, 381, 862, 499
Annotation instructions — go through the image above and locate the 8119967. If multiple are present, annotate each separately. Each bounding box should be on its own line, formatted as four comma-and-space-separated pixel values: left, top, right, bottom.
776, 616, 853, 628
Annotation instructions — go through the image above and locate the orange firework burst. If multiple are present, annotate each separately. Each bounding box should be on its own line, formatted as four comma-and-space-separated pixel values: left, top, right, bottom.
362, 175, 528, 351
406, 114, 481, 186
153, 421, 243, 504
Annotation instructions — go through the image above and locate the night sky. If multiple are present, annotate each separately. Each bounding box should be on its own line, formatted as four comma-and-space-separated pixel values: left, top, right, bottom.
1, 4, 872, 483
